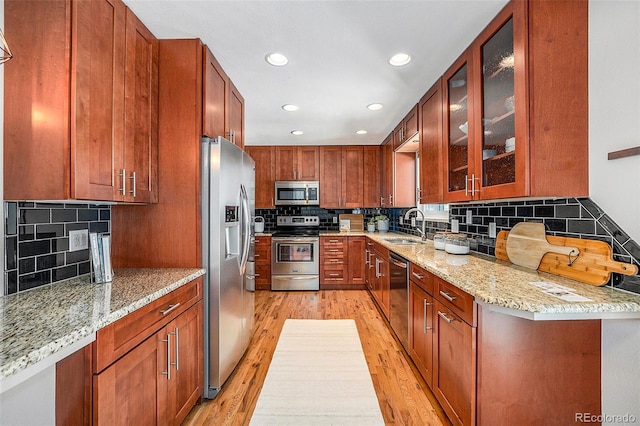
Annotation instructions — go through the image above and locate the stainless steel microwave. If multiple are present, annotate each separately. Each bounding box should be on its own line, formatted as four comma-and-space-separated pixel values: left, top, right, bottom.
274, 181, 320, 205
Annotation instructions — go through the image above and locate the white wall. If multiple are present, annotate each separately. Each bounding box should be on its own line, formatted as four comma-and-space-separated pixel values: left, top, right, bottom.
589, 0, 640, 243
590, 0, 640, 419
1, 0, 4, 292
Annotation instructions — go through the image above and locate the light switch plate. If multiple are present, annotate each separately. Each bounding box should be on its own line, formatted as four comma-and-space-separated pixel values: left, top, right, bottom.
466, 209, 473, 224
69, 229, 89, 252
332, 216, 337, 224
451, 219, 459, 233
489, 223, 497, 238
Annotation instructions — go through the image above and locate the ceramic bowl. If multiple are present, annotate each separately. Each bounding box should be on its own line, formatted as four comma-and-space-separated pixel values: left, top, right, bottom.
458, 121, 468, 135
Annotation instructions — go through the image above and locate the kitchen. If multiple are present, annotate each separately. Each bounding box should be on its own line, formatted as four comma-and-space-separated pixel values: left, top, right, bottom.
2, 0, 640, 425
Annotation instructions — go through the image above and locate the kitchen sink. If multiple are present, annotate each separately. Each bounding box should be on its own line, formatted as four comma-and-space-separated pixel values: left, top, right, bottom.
384, 238, 421, 245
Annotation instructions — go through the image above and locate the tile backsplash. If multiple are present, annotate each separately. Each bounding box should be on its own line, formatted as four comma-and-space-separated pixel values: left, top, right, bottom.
4, 202, 111, 295
395, 197, 640, 294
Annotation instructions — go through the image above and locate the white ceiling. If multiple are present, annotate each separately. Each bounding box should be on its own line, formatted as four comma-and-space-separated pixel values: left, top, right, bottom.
125, 0, 509, 146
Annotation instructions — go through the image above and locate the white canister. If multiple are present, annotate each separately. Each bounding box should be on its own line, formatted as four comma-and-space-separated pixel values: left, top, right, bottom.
254, 216, 265, 233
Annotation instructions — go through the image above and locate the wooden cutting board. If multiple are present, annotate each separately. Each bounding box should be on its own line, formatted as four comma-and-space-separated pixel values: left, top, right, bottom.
496, 230, 638, 286
338, 214, 364, 231
505, 222, 580, 269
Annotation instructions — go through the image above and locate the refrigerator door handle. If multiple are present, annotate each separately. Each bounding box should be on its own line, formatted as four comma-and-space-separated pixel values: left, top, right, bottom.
239, 184, 251, 272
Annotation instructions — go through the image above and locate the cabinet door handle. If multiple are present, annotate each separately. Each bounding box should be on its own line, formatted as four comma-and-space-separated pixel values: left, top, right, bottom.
438, 310, 455, 324
174, 327, 179, 371
128, 171, 137, 198
464, 174, 469, 197
161, 334, 171, 380
160, 303, 181, 315
412, 271, 425, 280
423, 299, 428, 333
118, 168, 126, 196
439, 291, 457, 302
381, 196, 385, 206
389, 194, 393, 206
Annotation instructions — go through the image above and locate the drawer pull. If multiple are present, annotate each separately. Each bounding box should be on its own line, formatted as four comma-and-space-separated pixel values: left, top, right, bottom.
328, 239, 340, 243
160, 303, 181, 316
254, 254, 261, 257
438, 311, 455, 324
439, 291, 457, 302
412, 271, 425, 280
329, 273, 340, 277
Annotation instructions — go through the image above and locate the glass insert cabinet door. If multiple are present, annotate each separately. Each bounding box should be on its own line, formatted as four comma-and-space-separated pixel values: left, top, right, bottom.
480, 17, 516, 189
447, 61, 471, 195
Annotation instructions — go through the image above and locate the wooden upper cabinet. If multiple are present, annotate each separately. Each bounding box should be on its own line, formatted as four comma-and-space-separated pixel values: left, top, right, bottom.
319, 146, 342, 208
203, 48, 228, 142
275, 146, 319, 181
245, 146, 276, 208
419, 80, 443, 204
443, 0, 587, 202
3, 0, 158, 203
228, 81, 245, 149
363, 146, 381, 208
122, 8, 159, 203
393, 104, 419, 150
342, 146, 364, 208
202, 47, 245, 149
319, 146, 365, 209
380, 135, 394, 207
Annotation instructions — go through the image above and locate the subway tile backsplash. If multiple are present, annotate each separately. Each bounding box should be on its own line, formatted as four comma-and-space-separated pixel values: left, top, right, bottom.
395, 197, 640, 294
4, 202, 110, 296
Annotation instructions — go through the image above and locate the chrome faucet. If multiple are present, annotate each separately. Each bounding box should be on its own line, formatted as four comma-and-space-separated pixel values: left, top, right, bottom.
404, 208, 427, 241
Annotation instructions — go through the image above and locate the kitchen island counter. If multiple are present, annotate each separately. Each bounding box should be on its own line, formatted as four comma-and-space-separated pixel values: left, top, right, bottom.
0, 268, 205, 390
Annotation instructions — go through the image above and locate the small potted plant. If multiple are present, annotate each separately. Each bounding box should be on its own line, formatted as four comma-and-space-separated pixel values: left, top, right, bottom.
367, 217, 376, 233
375, 214, 389, 233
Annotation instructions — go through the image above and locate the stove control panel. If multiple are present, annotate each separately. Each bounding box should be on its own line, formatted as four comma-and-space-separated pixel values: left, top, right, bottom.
276, 216, 320, 227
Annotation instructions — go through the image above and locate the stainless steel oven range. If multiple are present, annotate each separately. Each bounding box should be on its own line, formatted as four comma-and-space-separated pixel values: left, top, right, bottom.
271, 216, 320, 291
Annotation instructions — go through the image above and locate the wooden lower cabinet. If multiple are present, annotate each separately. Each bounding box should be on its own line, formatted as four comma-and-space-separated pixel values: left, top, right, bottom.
433, 299, 476, 426
409, 281, 434, 388
347, 237, 366, 286
94, 300, 203, 425
254, 236, 272, 290
367, 239, 390, 318
94, 333, 162, 425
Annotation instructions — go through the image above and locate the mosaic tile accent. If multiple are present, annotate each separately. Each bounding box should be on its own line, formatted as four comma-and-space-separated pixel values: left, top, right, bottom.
4, 202, 111, 295
394, 197, 640, 293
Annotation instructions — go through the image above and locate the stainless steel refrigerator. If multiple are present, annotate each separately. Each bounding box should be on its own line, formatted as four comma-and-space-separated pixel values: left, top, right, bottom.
201, 136, 255, 399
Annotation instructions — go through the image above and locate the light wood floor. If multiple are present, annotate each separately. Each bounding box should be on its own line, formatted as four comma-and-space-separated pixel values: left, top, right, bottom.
183, 290, 450, 426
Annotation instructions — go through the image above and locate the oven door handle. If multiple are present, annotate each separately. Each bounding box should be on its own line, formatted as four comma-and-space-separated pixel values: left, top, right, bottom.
273, 275, 320, 280
273, 238, 319, 243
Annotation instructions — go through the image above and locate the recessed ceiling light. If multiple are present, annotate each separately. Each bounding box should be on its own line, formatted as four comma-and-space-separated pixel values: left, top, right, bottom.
367, 103, 384, 111
291, 130, 303, 136
265, 53, 288, 66
389, 53, 411, 66
356, 130, 368, 135
282, 104, 299, 112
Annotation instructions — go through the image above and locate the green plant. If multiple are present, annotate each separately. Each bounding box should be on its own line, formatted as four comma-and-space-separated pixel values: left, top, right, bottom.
374, 214, 388, 222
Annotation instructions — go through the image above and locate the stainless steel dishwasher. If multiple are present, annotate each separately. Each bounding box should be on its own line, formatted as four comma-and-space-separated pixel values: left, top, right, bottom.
389, 252, 409, 351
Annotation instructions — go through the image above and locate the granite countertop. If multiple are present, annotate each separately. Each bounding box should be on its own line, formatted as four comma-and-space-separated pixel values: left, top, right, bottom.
324, 231, 640, 320
0, 268, 205, 384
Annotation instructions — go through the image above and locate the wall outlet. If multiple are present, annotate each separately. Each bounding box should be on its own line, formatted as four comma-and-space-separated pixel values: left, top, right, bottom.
451, 219, 460, 233
399, 217, 403, 225
69, 229, 89, 252
332, 216, 337, 224
489, 222, 497, 238
466, 209, 473, 224
411, 217, 416, 227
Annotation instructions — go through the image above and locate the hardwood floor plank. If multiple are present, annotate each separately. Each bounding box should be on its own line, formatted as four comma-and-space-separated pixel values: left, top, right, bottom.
183, 290, 450, 426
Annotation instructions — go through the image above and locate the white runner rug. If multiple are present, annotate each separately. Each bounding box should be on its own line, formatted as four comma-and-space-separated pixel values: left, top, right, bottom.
249, 319, 385, 425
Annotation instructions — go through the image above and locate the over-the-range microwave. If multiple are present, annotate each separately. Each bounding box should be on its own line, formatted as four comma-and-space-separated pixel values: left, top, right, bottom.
274, 181, 320, 206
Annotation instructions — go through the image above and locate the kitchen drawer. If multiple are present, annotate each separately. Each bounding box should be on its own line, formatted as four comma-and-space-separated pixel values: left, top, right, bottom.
321, 236, 346, 249
321, 264, 347, 284
255, 264, 271, 285
254, 248, 271, 265
94, 277, 203, 373
435, 277, 475, 326
410, 263, 434, 295
321, 247, 345, 263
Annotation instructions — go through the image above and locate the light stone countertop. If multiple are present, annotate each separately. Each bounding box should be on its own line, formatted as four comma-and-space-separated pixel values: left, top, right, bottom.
0, 268, 205, 386
321, 231, 640, 320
